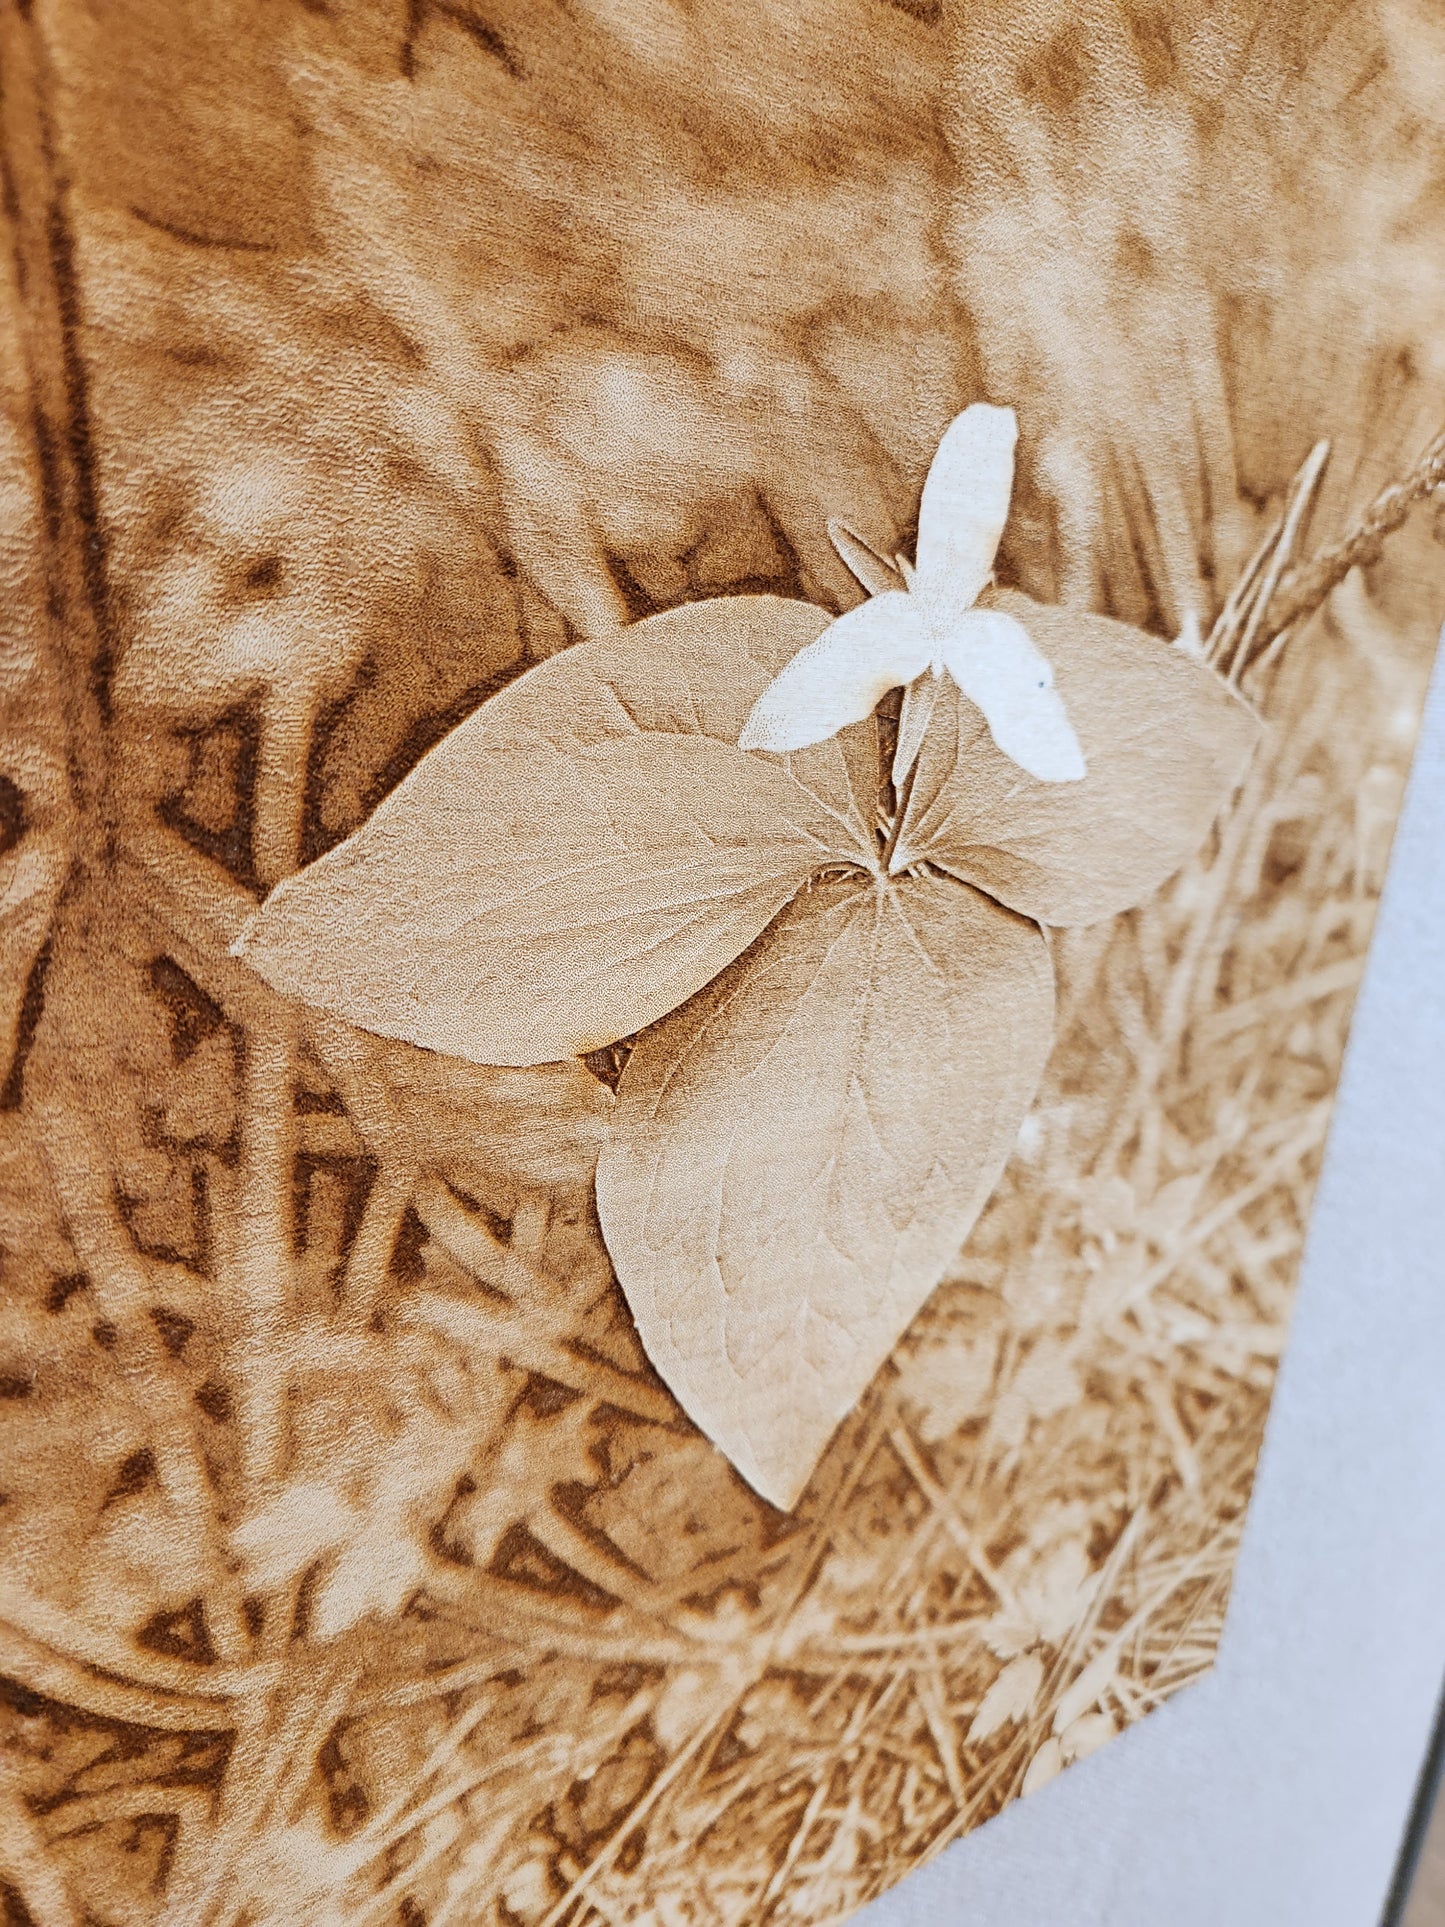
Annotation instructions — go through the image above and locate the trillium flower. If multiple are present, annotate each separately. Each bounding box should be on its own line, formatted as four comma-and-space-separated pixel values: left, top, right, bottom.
238, 600, 1259, 1510
237, 437, 1261, 1512
740, 405, 1087, 787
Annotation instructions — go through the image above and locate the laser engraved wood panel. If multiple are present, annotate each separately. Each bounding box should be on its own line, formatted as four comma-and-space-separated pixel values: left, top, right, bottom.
0, 4, 1441, 1923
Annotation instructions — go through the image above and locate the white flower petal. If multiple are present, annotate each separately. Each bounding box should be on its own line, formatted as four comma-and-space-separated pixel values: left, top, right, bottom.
941, 608, 1087, 785
915, 403, 1017, 611
739, 592, 930, 753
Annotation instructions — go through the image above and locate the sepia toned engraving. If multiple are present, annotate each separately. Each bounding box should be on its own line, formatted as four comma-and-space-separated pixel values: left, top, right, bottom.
0, 2, 1442, 1923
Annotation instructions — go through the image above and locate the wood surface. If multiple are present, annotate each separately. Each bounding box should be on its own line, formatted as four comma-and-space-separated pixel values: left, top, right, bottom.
0, 4, 1442, 1923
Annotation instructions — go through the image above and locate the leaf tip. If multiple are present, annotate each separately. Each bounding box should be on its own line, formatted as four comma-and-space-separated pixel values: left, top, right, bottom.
730, 1451, 812, 1515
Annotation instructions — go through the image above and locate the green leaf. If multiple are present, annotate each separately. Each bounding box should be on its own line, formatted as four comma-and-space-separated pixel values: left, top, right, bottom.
237, 597, 876, 1066
892, 591, 1262, 926
596, 871, 1054, 1509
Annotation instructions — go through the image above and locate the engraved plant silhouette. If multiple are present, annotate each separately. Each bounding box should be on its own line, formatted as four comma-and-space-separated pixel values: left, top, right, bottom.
739, 405, 1087, 784
238, 406, 1260, 1508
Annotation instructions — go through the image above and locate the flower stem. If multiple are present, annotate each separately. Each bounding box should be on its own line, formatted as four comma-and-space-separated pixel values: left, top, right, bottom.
881, 761, 918, 874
